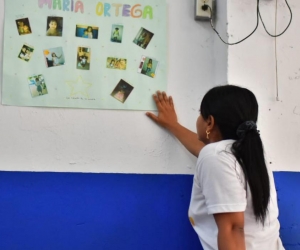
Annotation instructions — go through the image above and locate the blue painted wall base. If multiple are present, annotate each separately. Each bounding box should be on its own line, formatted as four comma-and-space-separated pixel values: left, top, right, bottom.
0, 171, 299, 250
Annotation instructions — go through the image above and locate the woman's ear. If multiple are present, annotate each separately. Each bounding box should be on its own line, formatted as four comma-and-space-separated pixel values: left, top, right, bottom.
206, 115, 215, 130
206, 115, 223, 142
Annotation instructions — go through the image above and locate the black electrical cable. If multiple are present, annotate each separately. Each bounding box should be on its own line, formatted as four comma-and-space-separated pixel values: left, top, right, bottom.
205, 0, 292, 45
206, 0, 259, 45
259, 0, 292, 37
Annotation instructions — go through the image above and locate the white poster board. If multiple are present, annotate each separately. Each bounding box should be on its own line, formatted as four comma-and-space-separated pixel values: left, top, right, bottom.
2, 0, 167, 110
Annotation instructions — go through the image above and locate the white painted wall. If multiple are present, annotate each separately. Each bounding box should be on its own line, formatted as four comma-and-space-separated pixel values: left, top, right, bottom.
213, 0, 228, 86
0, 0, 226, 174
227, 0, 300, 171
3, 0, 296, 173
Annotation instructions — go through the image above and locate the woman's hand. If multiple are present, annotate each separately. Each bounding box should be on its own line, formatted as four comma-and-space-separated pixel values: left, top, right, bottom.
146, 91, 178, 130
146, 91, 204, 157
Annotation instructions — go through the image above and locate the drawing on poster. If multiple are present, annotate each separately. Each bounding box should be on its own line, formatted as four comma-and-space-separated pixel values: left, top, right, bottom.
65, 76, 92, 98
2, 0, 167, 110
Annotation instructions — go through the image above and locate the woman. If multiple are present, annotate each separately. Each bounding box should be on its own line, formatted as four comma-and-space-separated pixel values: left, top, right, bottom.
146, 59, 152, 74
51, 53, 62, 66
146, 86, 284, 250
35, 77, 43, 95
86, 26, 93, 39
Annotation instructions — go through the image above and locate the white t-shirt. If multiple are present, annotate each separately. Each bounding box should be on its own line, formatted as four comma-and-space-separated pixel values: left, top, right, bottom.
188, 140, 284, 250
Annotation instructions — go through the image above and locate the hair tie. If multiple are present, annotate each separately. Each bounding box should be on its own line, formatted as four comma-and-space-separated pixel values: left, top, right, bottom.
236, 121, 258, 139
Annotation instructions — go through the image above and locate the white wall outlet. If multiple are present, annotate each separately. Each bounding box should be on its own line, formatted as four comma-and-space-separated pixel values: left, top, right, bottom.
195, 0, 215, 21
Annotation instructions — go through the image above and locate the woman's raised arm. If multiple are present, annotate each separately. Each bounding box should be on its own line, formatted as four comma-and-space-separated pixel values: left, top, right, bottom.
146, 91, 204, 157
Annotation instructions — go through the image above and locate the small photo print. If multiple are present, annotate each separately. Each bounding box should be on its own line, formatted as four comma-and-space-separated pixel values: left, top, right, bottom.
28, 74, 48, 97
137, 56, 158, 78
77, 47, 91, 70
16, 18, 32, 35
43, 47, 65, 68
18, 44, 34, 62
111, 79, 134, 103
110, 24, 123, 43
133, 27, 154, 49
106, 57, 127, 70
76, 25, 99, 39
46, 16, 63, 36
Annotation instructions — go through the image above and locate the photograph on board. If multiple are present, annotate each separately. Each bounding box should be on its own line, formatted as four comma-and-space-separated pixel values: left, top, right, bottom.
110, 24, 123, 43
76, 25, 99, 39
46, 16, 63, 36
16, 18, 32, 35
133, 27, 154, 49
77, 47, 91, 70
18, 44, 34, 62
137, 56, 158, 78
106, 57, 127, 70
43, 47, 65, 67
111, 79, 134, 103
28, 74, 48, 97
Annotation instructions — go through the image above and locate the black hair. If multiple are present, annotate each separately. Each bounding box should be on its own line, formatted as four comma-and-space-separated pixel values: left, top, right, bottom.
48, 18, 57, 24
200, 85, 270, 225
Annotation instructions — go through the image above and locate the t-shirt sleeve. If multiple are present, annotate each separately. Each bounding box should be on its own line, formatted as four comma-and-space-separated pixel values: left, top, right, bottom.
198, 153, 247, 215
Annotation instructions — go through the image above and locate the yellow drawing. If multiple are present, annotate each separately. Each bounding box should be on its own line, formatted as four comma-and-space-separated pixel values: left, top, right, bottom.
65, 76, 92, 98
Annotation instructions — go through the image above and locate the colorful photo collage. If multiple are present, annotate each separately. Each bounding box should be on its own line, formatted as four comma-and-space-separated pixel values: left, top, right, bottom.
16, 16, 158, 103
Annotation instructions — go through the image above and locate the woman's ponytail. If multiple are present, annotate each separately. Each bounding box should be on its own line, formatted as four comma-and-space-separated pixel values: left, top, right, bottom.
232, 121, 270, 225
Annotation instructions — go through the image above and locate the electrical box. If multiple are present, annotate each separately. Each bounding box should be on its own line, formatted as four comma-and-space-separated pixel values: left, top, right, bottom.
195, 0, 215, 21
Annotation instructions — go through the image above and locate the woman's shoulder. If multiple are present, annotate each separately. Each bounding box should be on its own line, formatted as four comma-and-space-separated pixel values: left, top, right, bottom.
200, 140, 235, 158
197, 140, 243, 180
197, 140, 238, 170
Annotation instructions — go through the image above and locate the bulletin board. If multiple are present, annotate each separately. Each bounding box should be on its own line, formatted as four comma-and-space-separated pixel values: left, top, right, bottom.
2, 0, 167, 110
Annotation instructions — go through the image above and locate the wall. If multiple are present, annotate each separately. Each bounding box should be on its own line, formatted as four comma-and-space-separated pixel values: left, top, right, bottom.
226, 0, 300, 247
0, 172, 201, 250
0, 0, 300, 249
0, 0, 218, 248
0, 171, 299, 250
0, 0, 222, 174
227, 0, 300, 171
